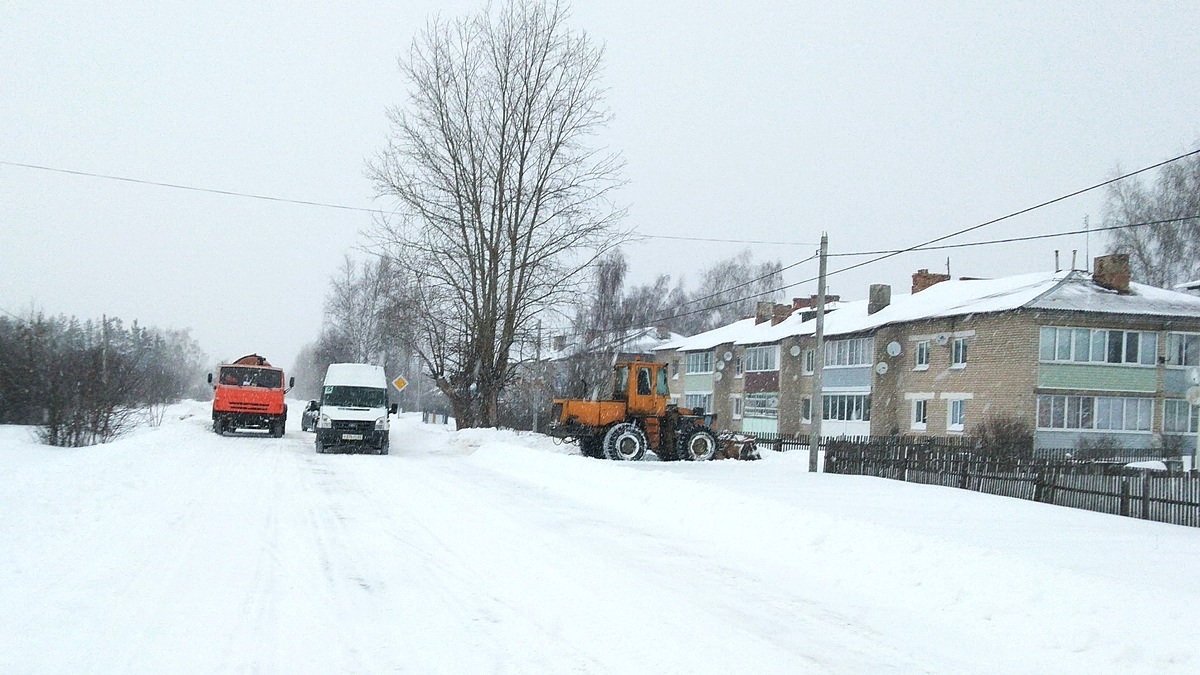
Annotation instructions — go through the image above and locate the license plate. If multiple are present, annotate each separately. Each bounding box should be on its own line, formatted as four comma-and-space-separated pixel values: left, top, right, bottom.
342, 433, 363, 441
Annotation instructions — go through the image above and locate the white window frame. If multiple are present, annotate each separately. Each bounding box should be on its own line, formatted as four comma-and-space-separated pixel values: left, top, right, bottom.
822, 394, 872, 421
1036, 394, 1154, 432
1038, 326, 1157, 367
947, 399, 966, 432
1166, 332, 1200, 368
911, 399, 928, 431
743, 345, 779, 373
914, 340, 930, 371
801, 396, 812, 423
824, 337, 874, 368
744, 392, 779, 419
802, 349, 815, 375
730, 394, 743, 420
685, 351, 714, 374
1163, 399, 1198, 433
951, 337, 968, 369
734, 356, 744, 378
684, 392, 713, 413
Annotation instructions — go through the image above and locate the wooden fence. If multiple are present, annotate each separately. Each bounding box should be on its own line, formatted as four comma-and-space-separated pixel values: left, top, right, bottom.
773, 435, 1200, 528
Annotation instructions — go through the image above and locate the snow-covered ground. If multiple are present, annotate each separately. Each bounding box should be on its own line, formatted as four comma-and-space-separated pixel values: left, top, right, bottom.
3, 401, 1199, 674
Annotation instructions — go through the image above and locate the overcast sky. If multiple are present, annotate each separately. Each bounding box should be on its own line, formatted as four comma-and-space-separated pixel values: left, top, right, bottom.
3, 1, 1199, 373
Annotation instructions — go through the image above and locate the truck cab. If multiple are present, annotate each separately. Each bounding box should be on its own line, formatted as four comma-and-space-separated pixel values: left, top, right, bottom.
208, 354, 293, 437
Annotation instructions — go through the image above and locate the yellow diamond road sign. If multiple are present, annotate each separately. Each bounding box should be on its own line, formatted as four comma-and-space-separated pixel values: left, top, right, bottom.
392, 376, 409, 392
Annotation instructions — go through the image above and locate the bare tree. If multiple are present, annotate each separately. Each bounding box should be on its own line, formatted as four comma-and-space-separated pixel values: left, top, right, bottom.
367, 0, 626, 428
323, 255, 414, 365
1105, 147, 1200, 288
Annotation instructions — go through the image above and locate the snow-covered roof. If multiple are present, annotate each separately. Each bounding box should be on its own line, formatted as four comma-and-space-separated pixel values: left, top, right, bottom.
1174, 279, 1200, 291
324, 363, 387, 388
654, 270, 1200, 350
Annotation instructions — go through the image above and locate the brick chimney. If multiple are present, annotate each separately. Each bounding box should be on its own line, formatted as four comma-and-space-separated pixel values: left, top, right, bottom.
912, 269, 951, 294
755, 301, 773, 324
792, 294, 841, 310
868, 284, 891, 315
1093, 254, 1131, 294
771, 303, 791, 325
655, 325, 671, 340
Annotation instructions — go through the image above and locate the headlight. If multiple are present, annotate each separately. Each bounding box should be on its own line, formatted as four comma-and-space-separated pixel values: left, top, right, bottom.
318, 414, 331, 429
375, 416, 389, 431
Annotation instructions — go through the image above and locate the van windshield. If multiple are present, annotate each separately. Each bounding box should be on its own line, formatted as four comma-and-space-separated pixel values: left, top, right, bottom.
323, 386, 387, 408
219, 366, 282, 389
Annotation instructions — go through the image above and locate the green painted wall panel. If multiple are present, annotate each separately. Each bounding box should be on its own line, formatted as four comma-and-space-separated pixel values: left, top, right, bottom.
1038, 364, 1156, 392
684, 374, 713, 392
741, 417, 778, 434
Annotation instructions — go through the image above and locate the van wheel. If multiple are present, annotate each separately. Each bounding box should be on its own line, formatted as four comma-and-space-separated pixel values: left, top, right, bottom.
602, 422, 647, 461
315, 439, 327, 454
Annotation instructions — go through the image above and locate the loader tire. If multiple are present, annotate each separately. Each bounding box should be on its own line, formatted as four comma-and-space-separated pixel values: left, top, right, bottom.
579, 437, 604, 459
677, 426, 718, 461
602, 422, 647, 461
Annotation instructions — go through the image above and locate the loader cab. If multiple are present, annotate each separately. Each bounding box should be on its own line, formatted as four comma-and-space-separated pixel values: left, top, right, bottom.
616, 361, 669, 417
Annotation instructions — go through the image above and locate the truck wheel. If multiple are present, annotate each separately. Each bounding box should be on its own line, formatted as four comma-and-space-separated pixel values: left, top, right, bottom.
579, 437, 604, 459
678, 426, 718, 461
270, 421, 283, 438
379, 442, 389, 456
602, 422, 647, 461
315, 438, 327, 454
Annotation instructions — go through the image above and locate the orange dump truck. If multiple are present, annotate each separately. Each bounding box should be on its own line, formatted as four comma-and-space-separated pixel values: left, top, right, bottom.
207, 354, 294, 437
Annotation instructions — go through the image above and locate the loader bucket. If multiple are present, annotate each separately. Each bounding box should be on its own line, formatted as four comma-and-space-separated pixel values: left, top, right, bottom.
716, 432, 760, 460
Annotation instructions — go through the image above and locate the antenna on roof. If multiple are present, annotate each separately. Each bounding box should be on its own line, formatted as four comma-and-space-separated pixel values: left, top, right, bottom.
1071, 249, 1077, 271
946, 257, 951, 277
1084, 215, 1090, 271
1054, 250, 1060, 273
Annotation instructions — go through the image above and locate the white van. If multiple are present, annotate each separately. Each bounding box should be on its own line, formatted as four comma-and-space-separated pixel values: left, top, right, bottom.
314, 363, 396, 455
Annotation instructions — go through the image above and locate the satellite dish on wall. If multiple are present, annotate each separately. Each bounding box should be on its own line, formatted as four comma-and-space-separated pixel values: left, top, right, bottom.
723, 351, 733, 361
716, 360, 725, 371
886, 341, 902, 357
875, 362, 889, 375
935, 334, 950, 346
715, 371, 724, 382
789, 345, 802, 357
1187, 386, 1200, 407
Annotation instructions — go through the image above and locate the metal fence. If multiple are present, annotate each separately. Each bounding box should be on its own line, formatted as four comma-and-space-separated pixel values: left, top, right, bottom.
771, 435, 1200, 528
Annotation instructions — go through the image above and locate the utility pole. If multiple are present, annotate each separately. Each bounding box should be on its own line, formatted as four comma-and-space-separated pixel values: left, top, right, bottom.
532, 320, 542, 433
809, 233, 827, 472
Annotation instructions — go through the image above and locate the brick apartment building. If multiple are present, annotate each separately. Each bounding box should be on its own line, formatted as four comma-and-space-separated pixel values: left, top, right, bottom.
656, 255, 1200, 451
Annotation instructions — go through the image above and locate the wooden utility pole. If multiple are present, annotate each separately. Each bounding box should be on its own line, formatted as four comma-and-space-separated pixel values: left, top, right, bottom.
809, 233, 827, 472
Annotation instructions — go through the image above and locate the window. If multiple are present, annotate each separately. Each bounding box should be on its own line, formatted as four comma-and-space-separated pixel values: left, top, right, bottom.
1166, 333, 1200, 367
685, 351, 714, 374
1037, 395, 1153, 431
1038, 327, 1157, 365
684, 392, 712, 413
914, 341, 930, 370
802, 349, 815, 375
823, 394, 872, 421
731, 395, 743, 420
744, 393, 779, 419
951, 337, 968, 368
801, 397, 812, 423
656, 368, 670, 396
911, 399, 928, 430
947, 399, 966, 432
824, 337, 874, 367
743, 345, 779, 372
1164, 399, 1198, 433
734, 356, 744, 377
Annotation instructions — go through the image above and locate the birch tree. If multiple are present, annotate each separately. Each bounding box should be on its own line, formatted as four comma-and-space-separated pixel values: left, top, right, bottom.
1105, 148, 1200, 288
368, 0, 626, 427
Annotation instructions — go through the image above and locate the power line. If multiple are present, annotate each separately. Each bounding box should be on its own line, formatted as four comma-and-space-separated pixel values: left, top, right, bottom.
636, 233, 818, 246
828, 215, 1200, 257
645, 148, 1200, 327
0, 160, 388, 215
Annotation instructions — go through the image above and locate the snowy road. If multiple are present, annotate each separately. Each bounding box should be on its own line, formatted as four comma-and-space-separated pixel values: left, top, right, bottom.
3, 402, 1200, 673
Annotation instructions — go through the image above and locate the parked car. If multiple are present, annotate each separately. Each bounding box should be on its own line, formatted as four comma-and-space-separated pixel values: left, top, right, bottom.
300, 400, 320, 432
